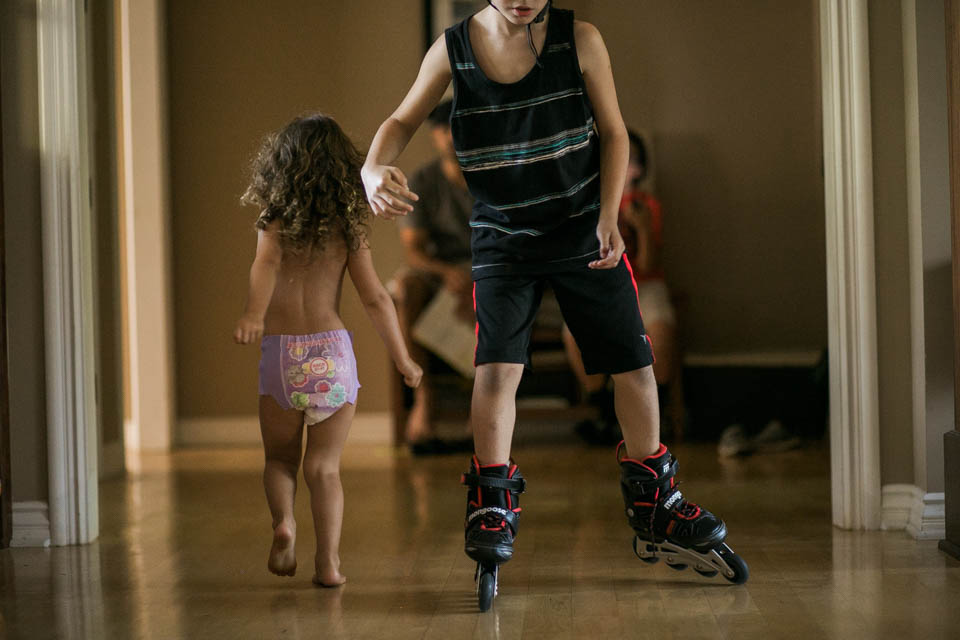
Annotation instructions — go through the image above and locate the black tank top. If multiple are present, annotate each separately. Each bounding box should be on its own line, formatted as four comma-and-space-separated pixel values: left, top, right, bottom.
445, 8, 602, 279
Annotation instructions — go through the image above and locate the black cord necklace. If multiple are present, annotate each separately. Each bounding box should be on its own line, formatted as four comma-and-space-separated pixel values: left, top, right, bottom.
486, 1, 551, 68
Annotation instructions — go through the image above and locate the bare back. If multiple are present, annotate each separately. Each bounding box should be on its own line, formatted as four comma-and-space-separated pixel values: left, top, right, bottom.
264, 237, 349, 336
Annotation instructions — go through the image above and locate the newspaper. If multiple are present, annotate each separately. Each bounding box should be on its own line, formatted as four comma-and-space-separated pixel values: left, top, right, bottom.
412, 288, 476, 379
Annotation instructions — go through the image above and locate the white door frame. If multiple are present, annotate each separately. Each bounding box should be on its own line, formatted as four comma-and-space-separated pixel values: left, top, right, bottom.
820, 0, 883, 530
36, 0, 884, 545
37, 0, 100, 545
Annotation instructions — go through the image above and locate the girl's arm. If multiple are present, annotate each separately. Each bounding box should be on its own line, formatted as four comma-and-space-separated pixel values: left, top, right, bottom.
347, 245, 423, 387
234, 224, 283, 344
576, 21, 630, 270
362, 35, 452, 220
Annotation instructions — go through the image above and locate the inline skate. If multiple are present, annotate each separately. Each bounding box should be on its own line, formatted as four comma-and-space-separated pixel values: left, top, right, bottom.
618, 442, 748, 584
460, 456, 525, 611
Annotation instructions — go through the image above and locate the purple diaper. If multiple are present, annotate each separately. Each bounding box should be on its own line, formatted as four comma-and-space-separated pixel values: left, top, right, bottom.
259, 330, 361, 424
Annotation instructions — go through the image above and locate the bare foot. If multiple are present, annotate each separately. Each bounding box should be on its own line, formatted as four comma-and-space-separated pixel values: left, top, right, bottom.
267, 522, 297, 577
313, 558, 346, 587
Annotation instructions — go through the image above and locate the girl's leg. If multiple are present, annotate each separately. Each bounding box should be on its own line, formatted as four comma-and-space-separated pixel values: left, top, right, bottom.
470, 363, 525, 464
302, 403, 355, 587
611, 365, 660, 458
259, 394, 305, 576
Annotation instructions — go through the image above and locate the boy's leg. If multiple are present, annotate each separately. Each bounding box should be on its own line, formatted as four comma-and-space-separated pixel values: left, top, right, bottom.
302, 403, 355, 587
259, 394, 305, 576
611, 365, 660, 458
553, 261, 730, 562
471, 363, 525, 464
462, 275, 541, 565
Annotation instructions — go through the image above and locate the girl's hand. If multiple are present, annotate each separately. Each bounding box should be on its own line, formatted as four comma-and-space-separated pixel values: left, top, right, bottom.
361, 165, 419, 220
234, 314, 264, 344
398, 357, 423, 388
589, 217, 625, 269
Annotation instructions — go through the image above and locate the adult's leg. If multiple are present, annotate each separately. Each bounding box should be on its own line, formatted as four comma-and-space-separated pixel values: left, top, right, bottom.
302, 403, 355, 586
561, 324, 606, 395
259, 394, 305, 576
395, 269, 440, 443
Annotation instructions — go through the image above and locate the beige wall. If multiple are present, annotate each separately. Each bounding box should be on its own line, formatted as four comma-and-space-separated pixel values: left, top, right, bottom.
914, 0, 953, 492
1, 0, 49, 502
869, 0, 915, 485
167, 0, 435, 417
168, 1, 826, 420
570, 0, 827, 353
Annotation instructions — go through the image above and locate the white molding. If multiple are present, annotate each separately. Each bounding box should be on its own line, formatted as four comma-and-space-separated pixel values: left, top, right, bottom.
820, 0, 883, 530
881, 483, 919, 530
907, 491, 945, 540
177, 411, 392, 447
881, 484, 946, 539
36, 0, 99, 546
11, 501, 51, 548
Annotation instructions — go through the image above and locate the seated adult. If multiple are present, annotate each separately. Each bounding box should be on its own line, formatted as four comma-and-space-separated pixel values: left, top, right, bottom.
564, 129, 677, 444
393, 100, 474, 454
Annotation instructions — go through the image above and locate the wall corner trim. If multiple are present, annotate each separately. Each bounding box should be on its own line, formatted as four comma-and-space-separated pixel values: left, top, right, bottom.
821, 0, 883, 530
881, 484, 946, 539
11, 501, 51, 548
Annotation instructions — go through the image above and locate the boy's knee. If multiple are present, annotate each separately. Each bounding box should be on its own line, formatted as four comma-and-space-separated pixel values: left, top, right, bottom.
475, 364, 524, 396
611, 365, 656, 388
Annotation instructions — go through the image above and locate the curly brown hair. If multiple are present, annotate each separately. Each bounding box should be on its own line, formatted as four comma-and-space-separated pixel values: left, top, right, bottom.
242, 113, 369, 253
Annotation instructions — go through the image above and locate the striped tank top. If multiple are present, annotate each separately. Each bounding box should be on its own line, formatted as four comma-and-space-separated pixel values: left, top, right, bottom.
445, 8, 602, 278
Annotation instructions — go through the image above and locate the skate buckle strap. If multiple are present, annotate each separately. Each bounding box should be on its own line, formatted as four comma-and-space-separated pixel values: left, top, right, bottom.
461, 472, 526, 493
623, 458, 678, 491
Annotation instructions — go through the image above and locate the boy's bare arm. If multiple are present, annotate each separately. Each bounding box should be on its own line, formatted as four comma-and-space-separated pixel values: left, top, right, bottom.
347, 246, 423, 387
362, 35, 453, 220
235, 226, 283, 344
576, 20, 630, 270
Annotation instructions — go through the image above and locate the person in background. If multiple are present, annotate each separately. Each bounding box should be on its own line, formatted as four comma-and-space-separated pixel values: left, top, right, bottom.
393, 99, 474, 455
564, 130, 678, 444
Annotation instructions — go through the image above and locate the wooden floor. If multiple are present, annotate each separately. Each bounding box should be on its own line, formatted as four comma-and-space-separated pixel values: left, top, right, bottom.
2, 436, 959, 639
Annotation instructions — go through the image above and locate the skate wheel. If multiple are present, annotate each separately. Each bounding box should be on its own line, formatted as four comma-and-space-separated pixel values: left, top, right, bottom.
665, 561, 688, 571
477, 570, 496, 612
717, 544, 749, 585
694, 567, 719, 578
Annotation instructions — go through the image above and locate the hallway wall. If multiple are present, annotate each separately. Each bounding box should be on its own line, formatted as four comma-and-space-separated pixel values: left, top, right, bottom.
0, 0, 49, 503
166, 0, 434, 420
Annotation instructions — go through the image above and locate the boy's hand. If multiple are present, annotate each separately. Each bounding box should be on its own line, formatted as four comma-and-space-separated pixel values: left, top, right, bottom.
362, 165, 419, 220
589, 217, 625, 269
234, 314, 264, 344
398, 357, 424, 388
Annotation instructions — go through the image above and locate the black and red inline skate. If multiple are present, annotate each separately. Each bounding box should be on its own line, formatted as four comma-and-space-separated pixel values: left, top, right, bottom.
460, 456, 525, 611
618, 442, 748, 583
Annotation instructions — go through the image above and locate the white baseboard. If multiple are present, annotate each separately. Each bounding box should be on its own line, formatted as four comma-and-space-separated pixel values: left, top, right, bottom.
11, 501, 51, 548
881, 484, 945, 540
176, 411, 392, 447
